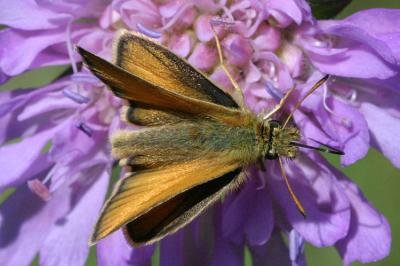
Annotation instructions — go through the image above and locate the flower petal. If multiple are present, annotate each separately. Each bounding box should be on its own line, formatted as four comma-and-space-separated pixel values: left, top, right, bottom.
188, 43, 217, 71
0, 129, 56, 190
223, 34, 253, 67
97, 230, 132, 266
97, 229, 155, 266
267, 0, 304, 25
181, 210, 214, 265
252, 25, 281, 52
0, 82, 68, 144
308, 41, 397, 79
210, 204, 243, 266
222, 175, 274, 246
168, 32, 192, 58
0, 0, 70, 30
211, 238, 243, 266
316, 97, 370, 166
222, 179, 253, 244
195, 15, 213, 42
319, 8, 400, 65
334, 171, 391, 265
0, 71, 9, 85
244, 173, 274, 246
160, 231, 185, 266
0, 182, 72, 265
359, 102, 400, 168
0, 28, 67, 76
250, 230, 291, 266
39, 166, 109, 266
268, 154, 351, 247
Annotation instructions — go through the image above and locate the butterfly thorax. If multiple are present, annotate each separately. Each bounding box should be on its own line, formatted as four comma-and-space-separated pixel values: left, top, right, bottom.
260, 120, 300, 160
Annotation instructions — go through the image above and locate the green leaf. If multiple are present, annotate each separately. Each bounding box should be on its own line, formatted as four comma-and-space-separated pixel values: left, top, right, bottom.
307, 0, 352, 19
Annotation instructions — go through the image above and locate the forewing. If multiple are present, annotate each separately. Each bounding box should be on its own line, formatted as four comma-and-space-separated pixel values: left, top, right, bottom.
114, 30, 238, 108
77, 47, 244, 126
90, 156, 244, 245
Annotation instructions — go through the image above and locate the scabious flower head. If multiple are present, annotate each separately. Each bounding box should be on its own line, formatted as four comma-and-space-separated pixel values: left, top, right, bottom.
0, 1, 398, 265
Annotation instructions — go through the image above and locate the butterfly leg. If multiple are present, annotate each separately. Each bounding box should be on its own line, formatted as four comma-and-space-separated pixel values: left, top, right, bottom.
263, 86, 296, 120
211, 27, 246, 108
278, 157, 306, 217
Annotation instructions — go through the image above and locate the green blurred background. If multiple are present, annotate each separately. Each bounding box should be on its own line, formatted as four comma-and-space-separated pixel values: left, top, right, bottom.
0, 0, 399, 265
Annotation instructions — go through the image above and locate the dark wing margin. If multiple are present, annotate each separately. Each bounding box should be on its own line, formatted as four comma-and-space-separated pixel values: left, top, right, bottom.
123, 168, 242, 246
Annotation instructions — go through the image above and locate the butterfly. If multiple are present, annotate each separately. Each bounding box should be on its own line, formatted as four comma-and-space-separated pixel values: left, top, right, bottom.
77, 28, 343, 247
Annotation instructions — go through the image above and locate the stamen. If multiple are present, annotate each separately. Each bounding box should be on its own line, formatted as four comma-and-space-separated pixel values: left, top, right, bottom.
66, 18, 78, 74
346, 89, 357, 102
63, 88, 90, 104
137, 23, 161, 38
76, 122, 93, 137
71, 72, 100, 84
265, 80, 283, 101
28, 179, 51, 201
289, 229, 305, 263
322, 84, 335, 114
322, 85, 353, 129
210, 16, 235, 27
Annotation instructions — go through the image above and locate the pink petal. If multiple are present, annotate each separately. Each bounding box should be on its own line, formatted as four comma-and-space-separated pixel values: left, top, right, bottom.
223, 34, 253, 67
188, 43, 217, 72
195, 15, 213, 42
252, 25, 281, 51
168, 33, 192, 58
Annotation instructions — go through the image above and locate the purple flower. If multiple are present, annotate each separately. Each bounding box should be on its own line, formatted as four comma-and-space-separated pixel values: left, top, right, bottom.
0, 1, 398, 265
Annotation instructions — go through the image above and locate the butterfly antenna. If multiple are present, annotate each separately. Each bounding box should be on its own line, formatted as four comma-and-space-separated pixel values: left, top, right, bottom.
278, 157, 306, 217
290, 140, 344, 155
210, 23, 246, 108
282, 75, 329, 129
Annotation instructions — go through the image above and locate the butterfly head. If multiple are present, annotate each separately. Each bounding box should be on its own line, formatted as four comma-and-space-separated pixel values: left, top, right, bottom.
262, 120, 300, 160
